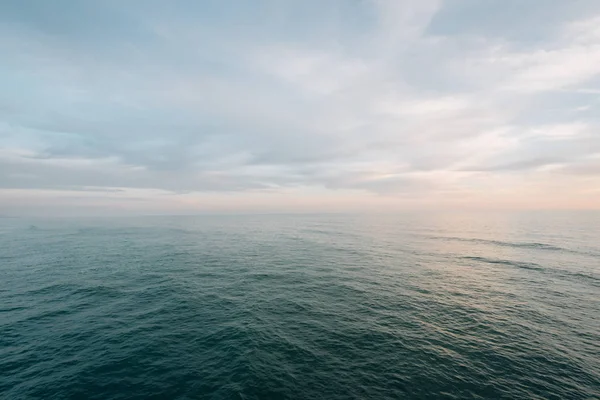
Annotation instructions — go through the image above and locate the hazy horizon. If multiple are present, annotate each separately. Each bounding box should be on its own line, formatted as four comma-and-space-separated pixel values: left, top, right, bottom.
2, 0, 600, 215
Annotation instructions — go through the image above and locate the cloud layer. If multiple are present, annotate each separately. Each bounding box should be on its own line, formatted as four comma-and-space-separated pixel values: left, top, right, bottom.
1, 0, 599, 214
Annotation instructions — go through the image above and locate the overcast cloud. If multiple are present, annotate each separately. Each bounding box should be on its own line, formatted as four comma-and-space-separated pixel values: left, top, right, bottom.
1, 0, 600, 215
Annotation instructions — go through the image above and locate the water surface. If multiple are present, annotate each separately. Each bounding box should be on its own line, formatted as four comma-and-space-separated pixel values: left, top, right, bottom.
1, 212, 599, 399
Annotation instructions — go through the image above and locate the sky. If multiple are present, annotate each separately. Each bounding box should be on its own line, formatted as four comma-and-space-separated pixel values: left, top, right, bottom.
1, 0, 600, 215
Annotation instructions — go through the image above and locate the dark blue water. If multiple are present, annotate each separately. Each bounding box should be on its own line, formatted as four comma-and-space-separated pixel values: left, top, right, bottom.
1, 213, 599, 399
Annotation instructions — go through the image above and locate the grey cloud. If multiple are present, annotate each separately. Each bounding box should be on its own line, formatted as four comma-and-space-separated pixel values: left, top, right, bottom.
557, 158, 600, 175
1, 0, 600, 208
0, 156, 270, 193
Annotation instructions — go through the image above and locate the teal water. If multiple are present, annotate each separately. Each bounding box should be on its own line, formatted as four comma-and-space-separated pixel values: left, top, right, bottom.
1, 213, 599, 399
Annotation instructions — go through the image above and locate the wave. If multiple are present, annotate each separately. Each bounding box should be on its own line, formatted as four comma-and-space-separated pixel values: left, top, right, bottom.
460, 256, 544, 272
460, 256, 600, 286
428, 236, 598, 257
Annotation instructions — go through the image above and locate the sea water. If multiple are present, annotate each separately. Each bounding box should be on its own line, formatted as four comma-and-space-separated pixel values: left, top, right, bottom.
1, 212, 599, 399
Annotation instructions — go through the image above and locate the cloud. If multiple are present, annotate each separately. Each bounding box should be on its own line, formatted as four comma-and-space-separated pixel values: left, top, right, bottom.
0, 0, 599, 214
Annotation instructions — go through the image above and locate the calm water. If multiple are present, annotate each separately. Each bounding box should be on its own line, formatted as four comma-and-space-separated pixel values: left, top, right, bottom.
1, 213, 599, 399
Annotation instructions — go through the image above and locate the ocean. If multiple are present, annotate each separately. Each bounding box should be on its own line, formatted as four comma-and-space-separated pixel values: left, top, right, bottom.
1, 212, 599, 399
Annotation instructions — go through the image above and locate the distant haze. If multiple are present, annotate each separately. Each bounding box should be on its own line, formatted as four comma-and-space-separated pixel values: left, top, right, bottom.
1, 0, 600, 215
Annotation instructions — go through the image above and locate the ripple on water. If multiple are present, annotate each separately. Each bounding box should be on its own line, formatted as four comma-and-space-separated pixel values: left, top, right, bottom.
1, 214, 599, 399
